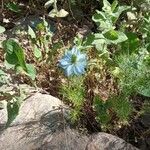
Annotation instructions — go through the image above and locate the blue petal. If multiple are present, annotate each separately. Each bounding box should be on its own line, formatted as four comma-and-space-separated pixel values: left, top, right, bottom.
73, 65, 85, 75
65, 65, 74, 76
77, 54, 87, 62
76, 60, 87, 68
71, 47, 80, 55
59, 60, 71, 69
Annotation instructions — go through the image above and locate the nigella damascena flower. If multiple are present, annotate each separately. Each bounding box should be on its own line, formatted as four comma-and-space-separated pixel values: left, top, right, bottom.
59, 47, 87, 76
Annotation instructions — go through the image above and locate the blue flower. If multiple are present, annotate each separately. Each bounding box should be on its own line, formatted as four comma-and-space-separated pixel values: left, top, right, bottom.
59, 47, 87, 76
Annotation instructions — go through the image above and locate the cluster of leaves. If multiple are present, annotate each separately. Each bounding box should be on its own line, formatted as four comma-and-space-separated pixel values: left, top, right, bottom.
60, 0, 150, 129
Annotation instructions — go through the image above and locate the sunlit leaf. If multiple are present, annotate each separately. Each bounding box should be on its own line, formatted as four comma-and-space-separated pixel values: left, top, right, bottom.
26, 64, 36, 80
44, 0, 55, 8
28, 26, 36, 39
0, 25, 5, 34
34, 45, 42, 59
57, 9, 69, 17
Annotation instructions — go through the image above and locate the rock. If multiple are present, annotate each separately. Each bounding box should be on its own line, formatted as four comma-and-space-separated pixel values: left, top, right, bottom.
0, 93, 139, 150
0, 101, 7, 132
86, 133, 139, 150
0, 93, 89, 150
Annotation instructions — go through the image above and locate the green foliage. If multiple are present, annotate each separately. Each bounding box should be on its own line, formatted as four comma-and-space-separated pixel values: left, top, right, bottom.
93, 95, 111, 125
92, 0, 129, 59
93, 94, 133, 127
121, 32, 140, 54
2, 39, 36, 80
6, 2, 21, 13
60, 76, 85, 122
110, 95, 133, 122
27, 19, 54, 61
115, 48, 150, 97
45, 0, 69, 18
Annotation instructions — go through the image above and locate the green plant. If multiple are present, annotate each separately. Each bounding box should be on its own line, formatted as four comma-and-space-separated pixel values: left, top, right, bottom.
45, 0, 69, 18
110, 95, 133, 122
114, 48, 150, 97
60, 76, 85, 122
92, 0, 130, 59
93, 95, 111, 126
93, 94, 133, 128
2, 39, 36, 81
28, 18, 53, 60
6, 1, 21, 13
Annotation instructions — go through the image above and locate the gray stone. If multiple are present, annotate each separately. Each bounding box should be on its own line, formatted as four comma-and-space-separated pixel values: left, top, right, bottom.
0, 93, 88, 150
0, 93, 139, 150
86, 132, 139, 150
0, 101, 7, 132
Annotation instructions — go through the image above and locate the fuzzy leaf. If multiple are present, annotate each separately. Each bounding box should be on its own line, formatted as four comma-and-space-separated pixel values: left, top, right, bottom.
0, 25, 5, 34
28, 26, 36, 39
26, 64, 36, 80
57, 9, 69, 17
103, 29, 118, 40
34, 45, 42, 59
44, 0, 55, 8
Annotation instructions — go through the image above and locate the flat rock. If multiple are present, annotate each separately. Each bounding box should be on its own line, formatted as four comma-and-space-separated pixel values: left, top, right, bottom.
86, 133, 139, 150
0, 93, 139, 150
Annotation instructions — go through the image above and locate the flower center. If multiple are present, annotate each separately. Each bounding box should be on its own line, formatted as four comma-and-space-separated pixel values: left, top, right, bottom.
71, 54, 77, 64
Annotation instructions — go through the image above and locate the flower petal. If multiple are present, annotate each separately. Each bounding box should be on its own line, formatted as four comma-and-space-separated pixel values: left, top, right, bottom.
59, 59, 71, 69
73, 65, 85, 75
65, 65, 74, 76
77, 54, 87, 61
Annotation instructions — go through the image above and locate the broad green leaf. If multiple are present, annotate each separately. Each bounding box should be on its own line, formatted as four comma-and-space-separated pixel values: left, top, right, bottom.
26, 64, 36, 80
92, 10, 107, 22
2, 39, 14, 54
6, 2, 20, 13
138, 88, 150, 97
0, 25, 5, 34
111, 0, 118, 12
13, 41, 27, 70
5, 51, 18, 65
28, 26, 36, 39
83, 34, 95, 47
2, 39, 27, 70
121, 32, 140, 54
6, 100, 20, 127
103, 30, 118, 40
138, 82, 150, 97
105, 31, 128, 44
34, 45, 42, 58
